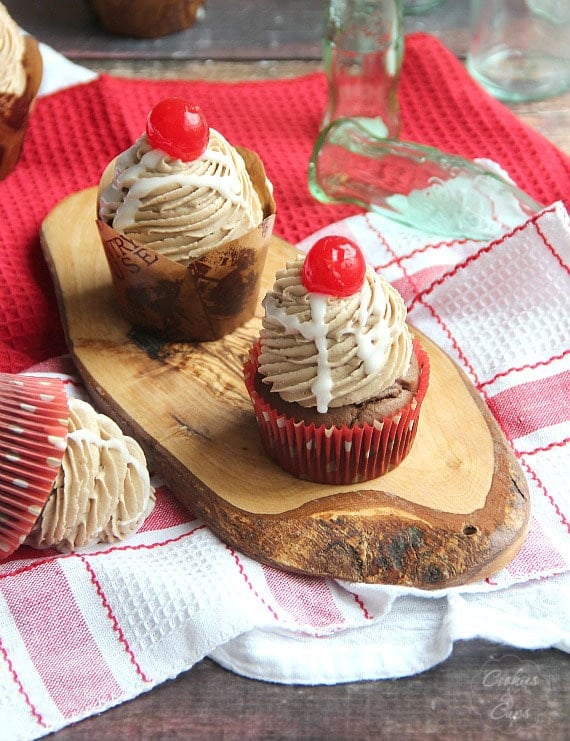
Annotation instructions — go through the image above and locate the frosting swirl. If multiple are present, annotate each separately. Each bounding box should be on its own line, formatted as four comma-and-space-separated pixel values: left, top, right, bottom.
99, 128, 264, 265
26, 399, 155, 552
0, 3, 26, 96
258, 255, 412, 413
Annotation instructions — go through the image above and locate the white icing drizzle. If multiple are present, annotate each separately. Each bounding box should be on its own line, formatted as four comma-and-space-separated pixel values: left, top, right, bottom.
99, 128, 264, 264
259, 256, 412, 412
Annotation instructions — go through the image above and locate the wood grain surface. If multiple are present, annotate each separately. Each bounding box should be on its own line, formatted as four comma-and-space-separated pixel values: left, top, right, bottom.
48, 646, 570, 741
41, 186, 530, 588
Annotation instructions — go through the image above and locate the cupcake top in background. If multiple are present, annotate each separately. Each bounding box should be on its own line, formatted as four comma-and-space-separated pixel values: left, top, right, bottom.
0, 2, 26, 96
258, 236, 413, 413
99, 97, 265, 266
0, 4, 42, 180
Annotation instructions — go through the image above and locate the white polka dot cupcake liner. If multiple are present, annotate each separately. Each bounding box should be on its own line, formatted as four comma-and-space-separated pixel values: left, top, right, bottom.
244, 339, 430, 485
0, 373, 69, 559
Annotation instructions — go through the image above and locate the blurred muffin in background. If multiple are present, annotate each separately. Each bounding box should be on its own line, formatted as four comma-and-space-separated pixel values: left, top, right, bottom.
88, 0, 206, 38
0, 2, 42, 180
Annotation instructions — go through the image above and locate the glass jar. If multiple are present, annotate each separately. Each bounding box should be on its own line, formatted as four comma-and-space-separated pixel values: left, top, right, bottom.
467, 0, 570, 102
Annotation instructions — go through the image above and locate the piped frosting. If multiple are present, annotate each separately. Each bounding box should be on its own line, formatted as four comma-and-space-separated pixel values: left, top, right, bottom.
259, 254, 412, 413
0, 3, 26, 96
99, 128, 264, 265
26, 398, 155, 552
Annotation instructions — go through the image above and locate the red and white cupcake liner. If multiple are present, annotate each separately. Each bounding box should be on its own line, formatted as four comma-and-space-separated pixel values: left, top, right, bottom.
244, 339, 430, 485
0, 374, 70, 559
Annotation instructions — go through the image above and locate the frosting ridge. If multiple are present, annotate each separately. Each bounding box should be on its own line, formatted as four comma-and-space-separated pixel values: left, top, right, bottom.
99, 128, 264, 265
0, 3, 26, 96
26, 398, 155, 552
259, 255, 412, 412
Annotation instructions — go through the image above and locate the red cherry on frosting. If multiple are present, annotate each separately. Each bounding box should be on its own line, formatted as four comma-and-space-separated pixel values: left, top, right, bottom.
146, 98, 209, 161
302, 235, 366, 297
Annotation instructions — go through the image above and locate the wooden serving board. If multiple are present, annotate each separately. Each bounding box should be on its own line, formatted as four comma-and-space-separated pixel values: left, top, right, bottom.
40, 187, 530, 588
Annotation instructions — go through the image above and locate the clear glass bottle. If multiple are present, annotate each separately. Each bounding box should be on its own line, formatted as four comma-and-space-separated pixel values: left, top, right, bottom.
308, 118, 542, 241
467, 0, 570, 102
322, 0, 404, 138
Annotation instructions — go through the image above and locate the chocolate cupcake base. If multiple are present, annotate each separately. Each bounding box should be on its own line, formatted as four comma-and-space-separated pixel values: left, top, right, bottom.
244, 339, 430, 485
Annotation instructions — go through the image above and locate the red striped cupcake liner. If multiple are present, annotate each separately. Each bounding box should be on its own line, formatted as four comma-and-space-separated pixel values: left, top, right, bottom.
244, 338, 430, 485
0, 374, 70, 559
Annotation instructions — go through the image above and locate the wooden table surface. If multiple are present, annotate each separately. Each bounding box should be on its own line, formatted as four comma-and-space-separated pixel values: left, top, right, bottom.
6, 1, 570, 739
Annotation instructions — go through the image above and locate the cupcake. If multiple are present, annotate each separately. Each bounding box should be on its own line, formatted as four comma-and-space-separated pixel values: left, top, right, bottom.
89, 0, 205, 38
243, 235, 430, 485
0, 374, 69, 558
0, 373, 155, 559
0, 3, 43, 180
97, 97, 276, 342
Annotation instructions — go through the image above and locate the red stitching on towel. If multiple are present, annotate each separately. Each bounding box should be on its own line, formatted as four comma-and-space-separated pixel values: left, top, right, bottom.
534, 219, 570, 275
0, 638, 47, 728
477, 377, 570, 534
86, 525, 208, 557
364, 213, 470, 270
226, 546, 280, 621
520, 459, 570, 534
407, 206, 558, 313
367, 219, 425, 302
366, 218, 481, 386
419, 299, 480, 383
365, 218, 482, 396
348, 590, 374, 620
1, 525, 208, 579
479, 349, 570, 389
522, 437, 570, 457
78, 555, 151, 684
0, 559, 55, 580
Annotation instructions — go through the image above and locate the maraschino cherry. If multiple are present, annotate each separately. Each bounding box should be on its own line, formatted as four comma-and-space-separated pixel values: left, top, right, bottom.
146, 98, 209, 161
302, 235, 366, 297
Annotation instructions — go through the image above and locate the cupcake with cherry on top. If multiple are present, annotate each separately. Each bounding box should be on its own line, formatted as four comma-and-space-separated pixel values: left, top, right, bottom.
97, 98, 275, 342
243, 236, 429, 485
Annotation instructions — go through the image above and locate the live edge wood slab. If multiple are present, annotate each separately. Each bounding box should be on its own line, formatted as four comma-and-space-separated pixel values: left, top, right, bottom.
40, 187, 530, 588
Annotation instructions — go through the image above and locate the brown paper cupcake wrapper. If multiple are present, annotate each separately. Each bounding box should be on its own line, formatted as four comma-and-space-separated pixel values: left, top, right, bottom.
244, 339, 430, 485
0, 35, 43, 181
0, 374, 69, 559
97, 146, 276, 342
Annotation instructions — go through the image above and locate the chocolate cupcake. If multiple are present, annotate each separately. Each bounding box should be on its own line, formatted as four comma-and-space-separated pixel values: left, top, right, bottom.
97, 98, 276, 342
244, 236, 429, 485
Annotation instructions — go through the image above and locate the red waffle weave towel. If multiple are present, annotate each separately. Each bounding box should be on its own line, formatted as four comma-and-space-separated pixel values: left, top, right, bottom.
0, 33, 569, 374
